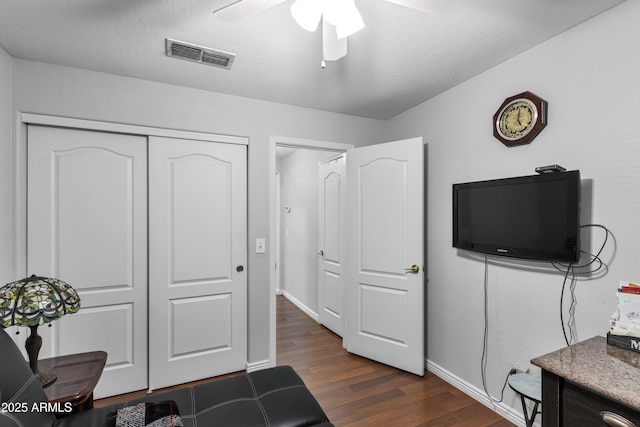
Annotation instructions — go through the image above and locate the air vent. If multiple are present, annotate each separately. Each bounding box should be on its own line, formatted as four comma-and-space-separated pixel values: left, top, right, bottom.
165, 39, 235, 70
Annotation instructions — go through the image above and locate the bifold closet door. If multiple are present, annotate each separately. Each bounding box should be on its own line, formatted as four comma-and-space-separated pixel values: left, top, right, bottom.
27, 125, 148, 398
148, 136, 247, 390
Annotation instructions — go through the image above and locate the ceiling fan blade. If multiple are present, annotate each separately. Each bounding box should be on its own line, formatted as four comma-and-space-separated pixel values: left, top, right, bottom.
214, 0, 287, 21
384, 0, 458, 14
323, 18, 347, 62
290, 0, 324, 32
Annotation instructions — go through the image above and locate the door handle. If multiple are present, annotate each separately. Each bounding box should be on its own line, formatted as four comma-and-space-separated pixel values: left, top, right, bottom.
405, 265, 420, 274
236, 265, 244, 272
317, 250, 324, 256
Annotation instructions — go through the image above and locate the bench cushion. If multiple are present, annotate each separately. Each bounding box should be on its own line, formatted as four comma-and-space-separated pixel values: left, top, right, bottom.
56, 366, 332, 427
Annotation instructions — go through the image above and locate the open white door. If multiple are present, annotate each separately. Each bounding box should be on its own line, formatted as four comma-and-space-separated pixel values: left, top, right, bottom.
318, 154, 346, 337
345, 137, 424, 375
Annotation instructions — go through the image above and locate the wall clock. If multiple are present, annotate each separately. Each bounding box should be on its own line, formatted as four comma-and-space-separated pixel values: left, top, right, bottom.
493, 91, 547, 147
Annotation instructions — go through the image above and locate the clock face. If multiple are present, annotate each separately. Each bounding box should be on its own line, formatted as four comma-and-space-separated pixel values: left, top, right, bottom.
497, 99, 538, 140
493, 91, 547, 147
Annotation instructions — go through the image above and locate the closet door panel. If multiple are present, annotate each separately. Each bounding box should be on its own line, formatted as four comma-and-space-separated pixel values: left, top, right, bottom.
27, 125, 148, 398
148, 136, 247, 390
171, 156, 231, 282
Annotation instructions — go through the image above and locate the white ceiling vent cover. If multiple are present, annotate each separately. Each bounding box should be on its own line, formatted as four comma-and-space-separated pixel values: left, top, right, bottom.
166, 39, 235, 70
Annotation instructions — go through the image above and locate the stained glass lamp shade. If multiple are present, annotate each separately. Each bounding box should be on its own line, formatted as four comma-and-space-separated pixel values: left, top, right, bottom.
0, 275, 80, 386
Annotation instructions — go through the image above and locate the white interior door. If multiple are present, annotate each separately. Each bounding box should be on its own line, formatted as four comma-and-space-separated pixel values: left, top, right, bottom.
148, 136, 247, 390
318, 155, 346, 337
27, 125, 148, 397
345, 137, 424, 375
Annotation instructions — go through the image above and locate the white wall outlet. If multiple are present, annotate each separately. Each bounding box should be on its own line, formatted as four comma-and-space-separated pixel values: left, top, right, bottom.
513, 362, 530, 374
256, 238, 266, 254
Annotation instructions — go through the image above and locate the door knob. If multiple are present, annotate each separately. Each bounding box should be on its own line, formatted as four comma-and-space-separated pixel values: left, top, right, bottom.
236, 265, 244, 272
317, 250, 324, 256
404, 265, 420, 274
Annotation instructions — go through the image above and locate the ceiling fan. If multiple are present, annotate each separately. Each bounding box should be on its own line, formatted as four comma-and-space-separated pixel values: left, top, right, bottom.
214, 0, 455, 65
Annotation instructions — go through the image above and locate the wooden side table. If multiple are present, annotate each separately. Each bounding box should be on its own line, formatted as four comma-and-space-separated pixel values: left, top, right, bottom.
39, 351, 107, 415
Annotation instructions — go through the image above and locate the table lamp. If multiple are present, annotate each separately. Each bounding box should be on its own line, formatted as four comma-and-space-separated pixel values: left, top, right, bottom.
0, 275, 80, 386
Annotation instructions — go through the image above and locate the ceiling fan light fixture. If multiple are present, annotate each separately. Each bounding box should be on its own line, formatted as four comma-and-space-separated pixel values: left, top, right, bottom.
290, 0, 325, 32
322, 17, 347, 61
323, 0, 365, 39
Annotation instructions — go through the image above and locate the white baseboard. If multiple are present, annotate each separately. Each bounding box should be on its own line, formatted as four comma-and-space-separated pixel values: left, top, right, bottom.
426, 359, 530, 427
282, 291, 319, 322
246, 359, 273, 373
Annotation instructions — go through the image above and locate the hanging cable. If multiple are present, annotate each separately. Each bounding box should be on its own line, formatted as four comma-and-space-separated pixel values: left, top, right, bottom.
557, 224, 612, 346
559, 263, 579, 347
552, 224, 611, 276
480, 254, 511, 403
568, 267, 579, 345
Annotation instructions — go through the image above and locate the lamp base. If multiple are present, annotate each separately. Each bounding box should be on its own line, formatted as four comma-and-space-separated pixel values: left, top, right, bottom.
25, 325, 57, 388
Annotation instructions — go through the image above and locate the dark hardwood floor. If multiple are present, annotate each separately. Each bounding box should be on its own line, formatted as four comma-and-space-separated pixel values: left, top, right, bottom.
96, 295, 514, 426
276, 296, 513, 427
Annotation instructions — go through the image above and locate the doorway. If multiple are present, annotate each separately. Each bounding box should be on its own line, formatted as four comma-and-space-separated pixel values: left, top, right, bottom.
276, 147, 341, 318
269, 136, 425, 376
268, 136, 354, 364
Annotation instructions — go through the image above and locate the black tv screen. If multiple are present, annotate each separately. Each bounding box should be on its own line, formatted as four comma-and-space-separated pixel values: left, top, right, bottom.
453, 171, 580, 262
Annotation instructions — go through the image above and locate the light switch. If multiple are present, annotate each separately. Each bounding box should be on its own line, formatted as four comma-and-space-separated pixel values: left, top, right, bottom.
256, 238, 266, 254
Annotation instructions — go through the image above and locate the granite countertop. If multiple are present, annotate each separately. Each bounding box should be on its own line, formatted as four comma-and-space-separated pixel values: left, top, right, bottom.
531, 335, 640, 410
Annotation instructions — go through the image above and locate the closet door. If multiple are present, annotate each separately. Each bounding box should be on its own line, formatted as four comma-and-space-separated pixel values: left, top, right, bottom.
148, 136, 247, 390
27, 125, 148, 398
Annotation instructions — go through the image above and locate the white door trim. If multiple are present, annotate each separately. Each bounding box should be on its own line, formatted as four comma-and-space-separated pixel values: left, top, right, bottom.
20, 113, 249, 145
268, 135, 354, 366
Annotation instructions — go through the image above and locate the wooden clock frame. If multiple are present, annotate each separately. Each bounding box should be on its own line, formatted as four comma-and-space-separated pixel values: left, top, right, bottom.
493, 91, 548, 147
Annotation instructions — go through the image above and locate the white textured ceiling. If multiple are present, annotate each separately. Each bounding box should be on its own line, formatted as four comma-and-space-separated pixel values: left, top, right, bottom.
0, 0, 625, 120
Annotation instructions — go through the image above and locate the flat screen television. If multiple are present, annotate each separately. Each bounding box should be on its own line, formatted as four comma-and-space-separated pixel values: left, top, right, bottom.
452, 170, 581, 262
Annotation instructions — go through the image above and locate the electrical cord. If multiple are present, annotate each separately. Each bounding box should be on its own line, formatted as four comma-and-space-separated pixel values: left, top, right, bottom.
559, 263, 575, 347
568, 270, 578, 345
556, 224, 612, 347
552, 224, 611, 276
480, 254, 512, 403
481, 225, 612, 399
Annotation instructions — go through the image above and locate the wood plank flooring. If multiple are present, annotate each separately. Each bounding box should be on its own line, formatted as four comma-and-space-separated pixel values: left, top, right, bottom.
277, 296, 514, 427
96, 295, 514, 426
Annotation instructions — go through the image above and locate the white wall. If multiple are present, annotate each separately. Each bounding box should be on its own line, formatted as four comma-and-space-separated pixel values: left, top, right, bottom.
7, 59, 386, 366
279, 149, 339, 314
0, 45, 13, 286
386, 0, 640, 417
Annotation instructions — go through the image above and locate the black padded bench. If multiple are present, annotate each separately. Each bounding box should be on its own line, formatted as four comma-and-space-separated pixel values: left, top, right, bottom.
0, 327, 333, 427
